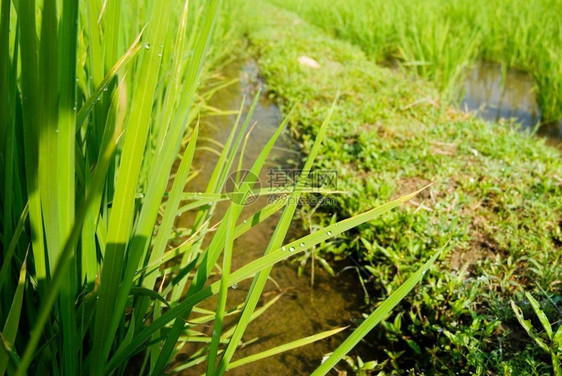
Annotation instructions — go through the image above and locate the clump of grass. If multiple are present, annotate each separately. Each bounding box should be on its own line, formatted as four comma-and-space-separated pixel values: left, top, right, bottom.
239, 1, 562, 373
0, 0, 440, 374
271, 0, 562, 122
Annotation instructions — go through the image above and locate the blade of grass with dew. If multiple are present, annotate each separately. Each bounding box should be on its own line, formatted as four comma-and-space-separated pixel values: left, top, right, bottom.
17, 90, 124, 376
227, 327, 347, 370
169, 89, 249, 303
104, 186, 425, 374
90, 1, 172, 372
76, 30, 143, 130
0, 258, 27, 374
165, 92, 257, 311
151, 0, 191, 156
102, 0, 223, 371
136, 198, 288, 282
81, 77, 127, 283
124, 2, 224, 370
216, 99, 333, 375
310, 245, 444, 375
177, 90, 257, 279
150, 96, 294, 376
179, 186, 343, 203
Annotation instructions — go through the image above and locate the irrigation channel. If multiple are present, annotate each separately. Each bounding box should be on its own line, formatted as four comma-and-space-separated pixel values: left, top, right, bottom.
172, 61, 370, 375
460, 62, 562, 149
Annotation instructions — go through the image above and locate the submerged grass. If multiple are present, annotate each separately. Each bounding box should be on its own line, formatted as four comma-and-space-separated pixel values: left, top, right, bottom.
238, 2, 562, 374
270, 0, 562, 122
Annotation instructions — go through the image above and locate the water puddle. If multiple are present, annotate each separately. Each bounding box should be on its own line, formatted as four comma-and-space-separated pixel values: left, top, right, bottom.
460, 62, 562, 148
174, 61, 369, 374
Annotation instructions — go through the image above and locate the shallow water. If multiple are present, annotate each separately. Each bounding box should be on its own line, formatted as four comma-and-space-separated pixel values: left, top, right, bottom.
174, 61, 370, 375
460, 62, 561, 148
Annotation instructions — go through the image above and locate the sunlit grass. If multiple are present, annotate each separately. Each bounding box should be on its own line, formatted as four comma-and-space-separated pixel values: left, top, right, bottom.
271, 0, 562, 122
0, 0, 440, 374
239, 1, 562, 373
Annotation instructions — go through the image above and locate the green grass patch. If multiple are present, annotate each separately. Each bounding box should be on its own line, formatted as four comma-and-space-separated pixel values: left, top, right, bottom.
239, 2, 562, 374
270, 0, 562, 122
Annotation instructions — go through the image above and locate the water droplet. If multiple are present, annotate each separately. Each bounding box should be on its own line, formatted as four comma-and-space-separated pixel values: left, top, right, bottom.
97, 96, 101, 101
55, 129, 59, 133
212, 330, 217, 336
144, 43, 151, 50
243, 220, 247, 224
281, 246, 286, 251
158, 52, 162, 57
299, 242, 305, 247
103, 87, 108, 92
327, 231, 332, 236
75, 78, 79, 82
72, 106, 77, 111
231, 283, 238, 289
289, 246, 295, 252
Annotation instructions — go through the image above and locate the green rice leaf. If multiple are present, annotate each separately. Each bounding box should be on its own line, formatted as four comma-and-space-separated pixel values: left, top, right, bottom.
311, 245, 443, 375
0, 258, 27, 374
227, 327, 347, 370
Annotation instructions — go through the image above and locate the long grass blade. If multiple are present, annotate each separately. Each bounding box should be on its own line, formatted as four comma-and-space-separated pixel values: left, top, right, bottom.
310, 246, 444, 375
90, 1, 172, 372
227, 327, 347, 370
216, 99, 332, 374
0, 258, 27, 374
104, 188, 424, 373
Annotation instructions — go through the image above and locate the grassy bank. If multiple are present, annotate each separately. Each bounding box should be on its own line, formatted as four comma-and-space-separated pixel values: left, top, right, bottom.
270, 0, 562, 123
240, 2, 562, 374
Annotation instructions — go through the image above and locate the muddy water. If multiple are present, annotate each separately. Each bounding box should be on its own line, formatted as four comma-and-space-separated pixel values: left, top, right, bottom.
174, 61, 368, 375
460, 62, 562, 148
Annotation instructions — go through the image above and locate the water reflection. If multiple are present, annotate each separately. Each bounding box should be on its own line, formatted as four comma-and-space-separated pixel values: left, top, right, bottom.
460, 62, 561, 148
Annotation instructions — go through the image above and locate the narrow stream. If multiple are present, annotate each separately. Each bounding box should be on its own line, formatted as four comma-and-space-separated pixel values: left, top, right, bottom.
174, 61, 369, 375
460, 62, 562, 149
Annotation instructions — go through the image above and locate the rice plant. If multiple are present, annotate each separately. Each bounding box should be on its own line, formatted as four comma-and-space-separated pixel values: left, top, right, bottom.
270, 0, 562, 121
0, 0, 439, 374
